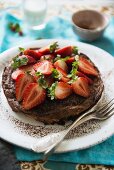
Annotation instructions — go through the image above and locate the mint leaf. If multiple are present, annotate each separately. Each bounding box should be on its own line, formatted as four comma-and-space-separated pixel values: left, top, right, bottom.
35, 72, 42, 76
48, 82, 57, 100
35, 72, 48, 89
11, 56, 28, 69
50, 42, 58, 53
38, 76, 48, 89
72, 46, 78, 54
52, 69, 61, 79
54, 55, 70, 63
19, 47, 25, 53
67, 61, 79, 82
68, 76, 78, 84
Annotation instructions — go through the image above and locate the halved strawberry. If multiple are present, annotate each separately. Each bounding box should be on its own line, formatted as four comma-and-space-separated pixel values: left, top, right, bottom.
19, 55, 36, 64
40, 54, 54, 62
56, 67, 70, 82
11, 69, 24, 80
76, 71, 93, 84
20, 64, 35, 75
54, 60, 68, 73
24, 49, 42, 60
39, 42, 58, 55
15, 73, 34, 101
33, 60, 53, 75
22, 83, 46, 110
55, 82, 72, 99
72, 77, 90, 98
78, 57, 98, 76
38, 46, 50, 55
66, 57, 75, 64
12, 64, 35, 80
55, 46, 78, 57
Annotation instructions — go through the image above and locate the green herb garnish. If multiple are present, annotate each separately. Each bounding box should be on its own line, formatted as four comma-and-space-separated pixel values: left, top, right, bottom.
38, 76, 48, 89
35, 72, 48, 89
54, 55, 70, 62
19, 47, 25, 53
50, 42, 58, 53
67, 61, 79, 83
72, 46, 78, 55
11, 55, 28, 69
35, 72, 42, 76
26, 70, 31, 75
48, 82, 57, 100
52, 69, 61, 79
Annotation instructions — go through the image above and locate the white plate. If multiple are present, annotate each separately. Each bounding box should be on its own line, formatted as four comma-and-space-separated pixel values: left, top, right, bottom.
0, 39, 114, 153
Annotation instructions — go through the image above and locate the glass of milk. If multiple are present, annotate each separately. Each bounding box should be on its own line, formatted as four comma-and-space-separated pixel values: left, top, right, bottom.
23, 0, 47, 30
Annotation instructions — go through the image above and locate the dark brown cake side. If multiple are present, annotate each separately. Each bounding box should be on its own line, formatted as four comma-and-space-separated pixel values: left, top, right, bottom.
2, 54, 104, 124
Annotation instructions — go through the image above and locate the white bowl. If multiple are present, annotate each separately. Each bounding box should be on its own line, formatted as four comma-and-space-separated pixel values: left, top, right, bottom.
72, 10, 110, 41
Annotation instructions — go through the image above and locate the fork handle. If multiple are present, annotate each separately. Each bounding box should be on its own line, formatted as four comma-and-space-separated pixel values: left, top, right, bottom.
43, 113, 94, 161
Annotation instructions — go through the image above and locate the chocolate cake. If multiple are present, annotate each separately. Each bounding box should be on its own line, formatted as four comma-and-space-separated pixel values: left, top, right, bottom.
2, 54, 104, 124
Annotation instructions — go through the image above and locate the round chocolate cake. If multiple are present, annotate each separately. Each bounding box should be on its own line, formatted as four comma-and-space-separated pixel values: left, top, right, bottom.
2, 43, 104, 124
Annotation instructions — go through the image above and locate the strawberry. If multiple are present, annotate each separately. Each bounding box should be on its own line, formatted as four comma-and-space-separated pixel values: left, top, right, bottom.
72, 77, 90, 98
76, 71, 93, 84
54, 60, 68, 73
56, 67, 70, 82
19, 55, 36, 64
55, 82, 72, 99
20, 64, 35, 75
39, 42, 58, 55
66, 57, 75, 64
55, 46, 78, 57
11, 69, 24, 80
12, 64, 35, 80
22, 83, 46, 110
40, 54, 54, 62
33, 60, 53, 75
78, 57, 98, 76
24, 49, 42, 59
38, 46, 50, 55
15, 73, 34, 101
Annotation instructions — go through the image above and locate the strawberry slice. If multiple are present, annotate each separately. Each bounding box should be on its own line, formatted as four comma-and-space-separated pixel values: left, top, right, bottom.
33, 60, 53, 75
76, 71, 93, 84
15, 73, 34, 101
12, 64, 35, 80
79, 57, 98, 76
11, 69, 24, 80
72, 77, 90, 98
20, 64, 35, 74
54, 60, 68, 73
24, 49, 42, 60
55, 82, 72, 99
39, 42, 58, 55
38, 46, 50, 55
66, 57, 75, 64
55, 46, 78, 57
22, 83, 46, 110
19, 55, 36, 64
56, 67, 70, 82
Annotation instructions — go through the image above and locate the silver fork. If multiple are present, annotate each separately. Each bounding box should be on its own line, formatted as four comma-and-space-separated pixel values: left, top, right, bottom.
32, 99, 114, 162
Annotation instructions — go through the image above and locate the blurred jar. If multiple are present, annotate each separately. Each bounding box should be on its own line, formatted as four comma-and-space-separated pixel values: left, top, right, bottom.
23, 0, 47, 30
